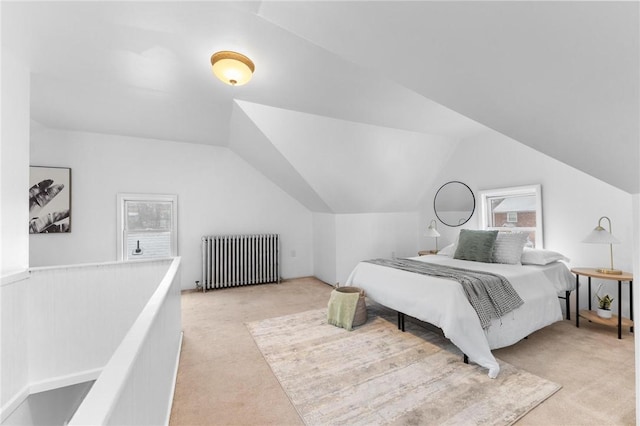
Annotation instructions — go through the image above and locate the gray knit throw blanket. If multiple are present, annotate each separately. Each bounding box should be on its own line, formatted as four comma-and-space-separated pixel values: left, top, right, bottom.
363, 258, 523, 329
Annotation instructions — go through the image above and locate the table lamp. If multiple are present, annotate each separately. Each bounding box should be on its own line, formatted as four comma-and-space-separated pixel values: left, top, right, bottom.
582, 216, 622, 274
425, 219, 441, 252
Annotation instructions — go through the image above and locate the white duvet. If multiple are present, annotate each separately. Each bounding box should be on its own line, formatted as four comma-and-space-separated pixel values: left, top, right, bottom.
345, 255, 575, 378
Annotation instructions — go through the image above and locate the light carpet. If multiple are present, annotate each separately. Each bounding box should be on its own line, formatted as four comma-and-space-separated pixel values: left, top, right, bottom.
247, 306, 561, 426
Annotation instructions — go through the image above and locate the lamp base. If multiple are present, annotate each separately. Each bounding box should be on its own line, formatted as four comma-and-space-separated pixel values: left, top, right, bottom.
596, 268, 623, 275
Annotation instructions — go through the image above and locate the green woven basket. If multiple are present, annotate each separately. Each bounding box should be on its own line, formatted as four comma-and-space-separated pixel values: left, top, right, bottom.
335, 286, 367, 327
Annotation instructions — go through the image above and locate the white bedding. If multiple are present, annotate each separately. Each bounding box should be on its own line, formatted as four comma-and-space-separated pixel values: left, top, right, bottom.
345, 255, 575, 378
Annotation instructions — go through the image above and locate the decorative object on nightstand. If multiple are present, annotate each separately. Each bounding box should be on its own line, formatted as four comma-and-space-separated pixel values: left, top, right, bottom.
418, 250, 438, 256
582, 216, 622, 275
596, 293, 614, 319
424, 219, 441, 252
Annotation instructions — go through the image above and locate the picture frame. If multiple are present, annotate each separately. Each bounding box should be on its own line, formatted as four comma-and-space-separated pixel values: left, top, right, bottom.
29, 166, 71, 234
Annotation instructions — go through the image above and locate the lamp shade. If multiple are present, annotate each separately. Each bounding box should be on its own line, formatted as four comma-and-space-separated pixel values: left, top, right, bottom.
424, 227, 441, 238
424, 219, 440, 251
582, 216, 622, 275
582, 226, 620, 244
210, 51, 255, 86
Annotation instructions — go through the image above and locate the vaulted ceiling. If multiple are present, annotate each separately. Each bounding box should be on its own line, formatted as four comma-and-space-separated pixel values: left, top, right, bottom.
3, 1, 638, 213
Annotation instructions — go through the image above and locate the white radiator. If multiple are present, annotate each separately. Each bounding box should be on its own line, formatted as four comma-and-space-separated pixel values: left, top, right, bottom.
201, 234, 280, 291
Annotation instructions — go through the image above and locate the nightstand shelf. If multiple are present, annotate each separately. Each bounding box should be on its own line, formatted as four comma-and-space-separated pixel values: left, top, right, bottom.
578, 309, 633, 328
418, 250, 437, 256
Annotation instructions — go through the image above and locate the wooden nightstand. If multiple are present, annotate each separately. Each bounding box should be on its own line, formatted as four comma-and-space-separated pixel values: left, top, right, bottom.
418, 250, 438, 256
572, 267, 634, 339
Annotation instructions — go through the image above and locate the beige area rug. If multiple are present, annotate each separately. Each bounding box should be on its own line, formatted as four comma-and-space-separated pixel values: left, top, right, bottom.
247, 306, 561, 426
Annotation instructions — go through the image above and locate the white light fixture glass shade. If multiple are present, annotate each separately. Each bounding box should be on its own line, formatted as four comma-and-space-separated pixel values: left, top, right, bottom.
424, 219, 441, 251
582, 216, 622, 275
424, 227, 441, 238
582, 226, 620, 244
210, 51, 255, 86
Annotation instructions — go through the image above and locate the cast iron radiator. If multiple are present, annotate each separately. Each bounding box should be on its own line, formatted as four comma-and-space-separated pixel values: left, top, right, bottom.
201, 234, 280, 291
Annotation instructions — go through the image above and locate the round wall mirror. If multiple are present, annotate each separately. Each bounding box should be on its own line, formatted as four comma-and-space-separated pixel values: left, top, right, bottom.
434, 181, 475, 227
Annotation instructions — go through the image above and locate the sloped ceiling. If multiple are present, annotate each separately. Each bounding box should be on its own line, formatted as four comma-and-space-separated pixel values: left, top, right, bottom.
2, 1, 638, 214
235, 101, 460, 213
259, 1, 639, 194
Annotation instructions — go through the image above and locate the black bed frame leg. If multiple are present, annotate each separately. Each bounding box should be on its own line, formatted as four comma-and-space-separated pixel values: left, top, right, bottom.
463, 354, 469, 364
397, 312, 405, 332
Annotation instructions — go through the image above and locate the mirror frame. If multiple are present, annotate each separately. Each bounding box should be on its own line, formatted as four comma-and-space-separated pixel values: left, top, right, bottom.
478, 184, 543, 248
433, 181, 476, 227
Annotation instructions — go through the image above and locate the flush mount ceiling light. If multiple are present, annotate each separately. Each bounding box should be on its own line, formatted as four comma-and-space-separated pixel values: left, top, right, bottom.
210, 51, 255, 86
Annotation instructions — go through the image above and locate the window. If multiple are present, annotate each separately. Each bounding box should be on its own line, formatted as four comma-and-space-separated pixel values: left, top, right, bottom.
478, 185, 543, 248
117, 193, 177, 261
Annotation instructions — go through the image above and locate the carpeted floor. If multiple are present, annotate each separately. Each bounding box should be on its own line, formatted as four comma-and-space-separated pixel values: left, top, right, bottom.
169, 277, 635, 425
247, 306, 561, 425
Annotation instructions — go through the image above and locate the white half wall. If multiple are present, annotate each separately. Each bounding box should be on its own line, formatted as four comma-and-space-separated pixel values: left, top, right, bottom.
421, 130, 634, 316
29, 128, 313, 289
27, 260, 171, 387
0, 274, 29, 417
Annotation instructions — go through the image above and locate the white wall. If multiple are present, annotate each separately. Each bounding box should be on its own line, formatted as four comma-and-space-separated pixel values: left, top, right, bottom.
335, 212, 419, 285
313, 212, 420, 286
29, 128, 313, 289
312, 213, 336, 285
420, 130, 634, 315
1, 49, 30, 275
0, 49, 31, 418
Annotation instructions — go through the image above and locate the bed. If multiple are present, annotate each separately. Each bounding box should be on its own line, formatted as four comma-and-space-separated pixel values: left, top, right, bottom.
345, 244, 575, 378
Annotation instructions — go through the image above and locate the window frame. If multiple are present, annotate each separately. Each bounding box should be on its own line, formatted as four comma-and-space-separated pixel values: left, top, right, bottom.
478, 184, 543, 248
117, 193, 178, 261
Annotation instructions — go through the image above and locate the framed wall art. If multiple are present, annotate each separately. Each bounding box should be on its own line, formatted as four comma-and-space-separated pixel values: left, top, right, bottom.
29, 166, 71, 234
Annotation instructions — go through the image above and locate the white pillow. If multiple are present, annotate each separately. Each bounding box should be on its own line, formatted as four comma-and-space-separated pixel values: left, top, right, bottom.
437, 243, 456, 257
521, 248, 570, 265
492, 232, 528, 264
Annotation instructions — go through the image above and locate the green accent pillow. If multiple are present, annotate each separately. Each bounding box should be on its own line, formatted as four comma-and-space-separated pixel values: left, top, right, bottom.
453, 230, 499, 263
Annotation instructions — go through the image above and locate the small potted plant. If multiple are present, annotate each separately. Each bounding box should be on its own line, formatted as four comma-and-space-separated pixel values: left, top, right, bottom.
597, 294, 614, 319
